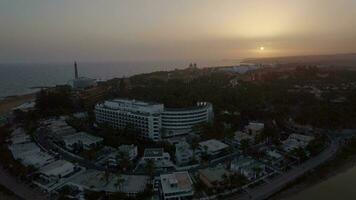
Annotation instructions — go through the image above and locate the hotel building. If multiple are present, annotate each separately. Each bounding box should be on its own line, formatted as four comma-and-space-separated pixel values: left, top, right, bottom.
94, 99, 213, 141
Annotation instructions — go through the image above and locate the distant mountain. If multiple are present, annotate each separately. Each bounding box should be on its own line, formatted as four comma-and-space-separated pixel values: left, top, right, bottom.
243, 53, 356, 67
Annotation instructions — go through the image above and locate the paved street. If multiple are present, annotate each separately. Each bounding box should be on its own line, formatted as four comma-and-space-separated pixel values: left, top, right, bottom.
0, 166, 47, 200
226, 137, 339, 200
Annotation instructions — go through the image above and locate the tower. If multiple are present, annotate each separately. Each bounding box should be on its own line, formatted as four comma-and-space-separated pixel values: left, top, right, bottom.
74, 61, 78, 79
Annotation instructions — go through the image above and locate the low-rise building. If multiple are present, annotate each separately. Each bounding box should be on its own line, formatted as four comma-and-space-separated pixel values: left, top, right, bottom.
9, 128, 31, 144
230, 157, 266, 180
9, 142, 55, 168
198, 165, 231, 189
62, 132, 103, 151
199, 139, 229, 156
38, 160, 76, 181
265, 149, 284, 166
160, 171, 194, 200
175, 141, 194, 166
68, 170, 149, 197
282, 133, 314, 152
34, 160, 79, 192
19, 151, 55, 169
245, 122, 264, 137
9, 142, 41, 159
226, 131, 254, 147
143, 148, 171, 162
118, 144, 138, 161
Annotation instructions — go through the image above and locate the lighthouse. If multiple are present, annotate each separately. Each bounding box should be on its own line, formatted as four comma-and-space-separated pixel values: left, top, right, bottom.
74, 61, 78, 79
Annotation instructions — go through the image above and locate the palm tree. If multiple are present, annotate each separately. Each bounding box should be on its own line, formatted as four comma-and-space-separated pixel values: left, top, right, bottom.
191, 138, 199, 161
115, 173, 125, 191
145, 160, 155, 178
102, 169, 111, 185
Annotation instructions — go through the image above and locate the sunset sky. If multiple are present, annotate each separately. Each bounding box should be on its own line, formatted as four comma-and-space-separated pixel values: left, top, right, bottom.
1, 0, 356, 62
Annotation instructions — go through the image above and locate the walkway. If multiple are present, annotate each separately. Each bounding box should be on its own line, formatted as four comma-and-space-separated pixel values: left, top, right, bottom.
225, 137, 339, 200
0, 166, 47, 200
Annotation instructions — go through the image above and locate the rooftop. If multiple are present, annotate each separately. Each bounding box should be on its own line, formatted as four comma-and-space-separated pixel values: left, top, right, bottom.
163, 102, 212, 112
144, 148, 164, 157
21, 151, 55, 168
245, 122, 265, 131
39, 160, 75, 177
289, 133, 315, 142
160, 171, 193, 194
9, 142, 41, 157
199, 139, 229, 153
199, 165, 230, 183
175, 141, 192, 154
62, 132, 103, 146
100, 99, 163, 109
118, 144, 137, 152
10, 128, 31, 144
234, 131, 253, 141
69, 169, 149, 193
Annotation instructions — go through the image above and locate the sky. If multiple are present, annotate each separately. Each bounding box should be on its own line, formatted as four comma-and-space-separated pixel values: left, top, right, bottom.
1, 0, 356, 63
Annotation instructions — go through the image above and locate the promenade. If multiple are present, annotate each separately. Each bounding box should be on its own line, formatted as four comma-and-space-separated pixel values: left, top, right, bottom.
226, 138, 339, 200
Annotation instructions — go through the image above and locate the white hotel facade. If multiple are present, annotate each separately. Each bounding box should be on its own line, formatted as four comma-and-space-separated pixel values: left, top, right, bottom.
94, 99, 213, 141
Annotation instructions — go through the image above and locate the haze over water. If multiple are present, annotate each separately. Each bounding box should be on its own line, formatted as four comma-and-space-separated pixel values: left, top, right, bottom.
0, 60, 241, 98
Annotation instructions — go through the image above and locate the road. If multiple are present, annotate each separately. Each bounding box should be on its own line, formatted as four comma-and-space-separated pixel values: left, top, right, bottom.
0, 166, 47, 200
34, 130, 105, 171
225, 136, 339, 200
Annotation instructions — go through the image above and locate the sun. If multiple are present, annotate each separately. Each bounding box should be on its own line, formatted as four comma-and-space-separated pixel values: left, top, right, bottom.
260, 46, 265, 51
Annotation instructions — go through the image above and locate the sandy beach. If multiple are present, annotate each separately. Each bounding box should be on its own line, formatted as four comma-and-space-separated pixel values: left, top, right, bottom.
0, 94, 35, 115
269, 150, 356, 200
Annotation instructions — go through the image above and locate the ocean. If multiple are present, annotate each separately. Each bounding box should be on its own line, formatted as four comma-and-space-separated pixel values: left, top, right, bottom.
0, 60, 241, 98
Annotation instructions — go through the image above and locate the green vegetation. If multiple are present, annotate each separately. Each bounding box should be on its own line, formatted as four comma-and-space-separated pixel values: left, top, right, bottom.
115, 67, 356, 130
35, 86, 75, 116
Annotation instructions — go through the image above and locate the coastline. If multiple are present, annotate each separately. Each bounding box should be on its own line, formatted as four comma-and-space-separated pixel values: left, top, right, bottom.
0, 93, 35, 115
269, 147, 356, 200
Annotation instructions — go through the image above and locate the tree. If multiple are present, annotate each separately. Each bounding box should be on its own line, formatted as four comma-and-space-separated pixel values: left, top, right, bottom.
35, 86, 74, 116
230, 173, 247, 188
117, 152, 132, 172
115, 173, 125, 191
144, 160, 155, 178
102, 169, 111, 184
240, 139, 251, 152
191, 138, 199, 161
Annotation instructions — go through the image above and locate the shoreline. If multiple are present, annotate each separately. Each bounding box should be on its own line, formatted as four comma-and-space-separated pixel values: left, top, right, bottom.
269, 147, 356, 200
0, 93, 35, 115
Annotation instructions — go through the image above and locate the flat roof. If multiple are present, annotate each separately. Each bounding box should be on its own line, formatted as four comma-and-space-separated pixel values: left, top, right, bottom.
144, 148, 164, 157
246, 122, 264, 130
118, 144, 137, 152
62, 132, 103, 146
289, 133, 314, 141
199, 139, 229, 152
39, 160, 75, 177
199, 166, 230, 182
69, 169, 148, 193
100, 99, 163, 108
10, 128, 31, 144
160, 171, 193, 194
21, 151, 54, 168
163, 102, 211, 112
234, 131, 253, 140
9, 142, 40, 157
